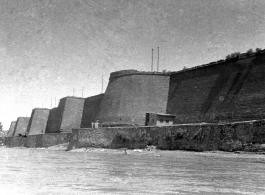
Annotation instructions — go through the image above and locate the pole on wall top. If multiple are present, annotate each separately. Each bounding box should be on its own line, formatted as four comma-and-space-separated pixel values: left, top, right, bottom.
151, 48, 153, 72
101, 75, 103, 94
157, 47, 159, 72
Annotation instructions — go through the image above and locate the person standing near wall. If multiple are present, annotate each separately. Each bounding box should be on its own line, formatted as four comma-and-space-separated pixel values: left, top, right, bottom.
95, 120, 99, 128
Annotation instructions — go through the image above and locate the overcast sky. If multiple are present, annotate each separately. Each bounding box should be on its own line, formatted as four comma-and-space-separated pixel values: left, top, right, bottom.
1, 0, 265, 129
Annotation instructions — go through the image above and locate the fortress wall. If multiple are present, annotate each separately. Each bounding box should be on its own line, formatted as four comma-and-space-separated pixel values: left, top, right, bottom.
167, 53, 265, 123
5, 133, 71, 148
7, 121, 17, 137
27, 108, 50, 135
68, 120, 265, 152
45, 97, 85, 133
45, 107, 60, 133
81, 94, 104, 128
97, 71, 170, 125
13, 117, 30, 136
59, 97, 85, 133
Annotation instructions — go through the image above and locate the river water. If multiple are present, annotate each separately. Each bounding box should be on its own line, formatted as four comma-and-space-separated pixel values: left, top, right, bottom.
0, 146, 265, 195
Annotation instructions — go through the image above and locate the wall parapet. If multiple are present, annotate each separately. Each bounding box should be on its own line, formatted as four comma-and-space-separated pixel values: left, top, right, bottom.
109, 69, 170, 80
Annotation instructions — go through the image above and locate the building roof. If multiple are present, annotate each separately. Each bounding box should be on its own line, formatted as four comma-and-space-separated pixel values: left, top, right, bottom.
148, 113, 176, 117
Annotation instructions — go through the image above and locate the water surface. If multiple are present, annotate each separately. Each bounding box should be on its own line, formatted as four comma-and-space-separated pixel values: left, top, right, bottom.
0, 147, 265, 195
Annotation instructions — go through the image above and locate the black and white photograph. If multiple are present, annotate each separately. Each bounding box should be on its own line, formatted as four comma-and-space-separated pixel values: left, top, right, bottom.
0, 0, 265, 194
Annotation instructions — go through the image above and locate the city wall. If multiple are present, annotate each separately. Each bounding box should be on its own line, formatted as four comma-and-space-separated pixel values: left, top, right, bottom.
67, 120, 265, 152
45, 97, 84, 133
81, 94, 104, 128
27, 108, 50, 135
167, 52, 265, 124
13, 117, 30, 136
96, 70, 170, 126
7, 121, 17, 137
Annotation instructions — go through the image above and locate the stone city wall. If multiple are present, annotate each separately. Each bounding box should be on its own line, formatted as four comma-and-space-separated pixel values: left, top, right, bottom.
13, 117, 30, 136
96, 71, 170, 126
27, 108, 50, 135
167, 52, 265, 124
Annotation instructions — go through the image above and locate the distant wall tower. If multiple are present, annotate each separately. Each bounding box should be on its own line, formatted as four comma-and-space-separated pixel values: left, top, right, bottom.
7, 121, 17, 137
13, 117, 30, 136
45, 97, 85, 133
27, 108, 50, 135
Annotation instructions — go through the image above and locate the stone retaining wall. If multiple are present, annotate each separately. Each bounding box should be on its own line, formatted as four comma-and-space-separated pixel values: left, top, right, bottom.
5, 133, 71, 148
67, 120, 265, 152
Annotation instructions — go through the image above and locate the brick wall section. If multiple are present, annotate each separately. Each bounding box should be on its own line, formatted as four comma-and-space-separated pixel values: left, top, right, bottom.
81, 94, 104, 128
68, 120, 265, 152
97, 71, 170, 125
59, 97, 85, 132
13, 117, 30, 136
45, 107, 60, 133
5, 133, 71, 148
27, 108, 50, 135
167, 53, 265, 123
7, 121, 17, 137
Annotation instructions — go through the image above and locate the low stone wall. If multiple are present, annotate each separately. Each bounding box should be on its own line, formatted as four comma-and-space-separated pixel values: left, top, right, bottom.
67, 120, 265, 152
5, 133, 71, 148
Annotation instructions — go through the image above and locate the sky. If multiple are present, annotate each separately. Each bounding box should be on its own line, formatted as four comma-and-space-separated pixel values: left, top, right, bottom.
0, 0, 265, 130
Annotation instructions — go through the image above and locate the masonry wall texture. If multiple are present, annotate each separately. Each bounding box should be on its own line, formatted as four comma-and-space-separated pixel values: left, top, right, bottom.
81, 94, 104, 128
45, 97, 85, 133
7, 121, 17, 137
167, 52, 265, 124
67, 120, 265, 152
13, 117, 30, 136
45, 107, 59, 133
97, 70, 170, 126
27, 108, 50, 135
5, 133, 71, 148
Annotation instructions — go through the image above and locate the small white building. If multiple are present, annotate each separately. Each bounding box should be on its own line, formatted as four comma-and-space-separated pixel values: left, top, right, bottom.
145, 113, 176, 126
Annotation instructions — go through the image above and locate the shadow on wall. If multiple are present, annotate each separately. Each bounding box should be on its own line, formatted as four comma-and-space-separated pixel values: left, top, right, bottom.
167, 53, 265, 123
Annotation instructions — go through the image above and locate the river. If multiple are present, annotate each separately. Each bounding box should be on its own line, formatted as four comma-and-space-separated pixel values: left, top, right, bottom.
0, 146, 265, 195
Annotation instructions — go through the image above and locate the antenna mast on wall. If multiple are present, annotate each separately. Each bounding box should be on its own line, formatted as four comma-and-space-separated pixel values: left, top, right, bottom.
157, 47, 159, 72
101, 75, 103, 94
151, 48, 153, 72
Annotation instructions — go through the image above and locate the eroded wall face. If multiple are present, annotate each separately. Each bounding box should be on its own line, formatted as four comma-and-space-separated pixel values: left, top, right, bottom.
167, 54, 265, 123
7, 121, 17, 137
27, 109, 50, 135
60, 98, 85, 133
97, 75, 170, 125
13, 117, 30, 136
81, 94, 104, 128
